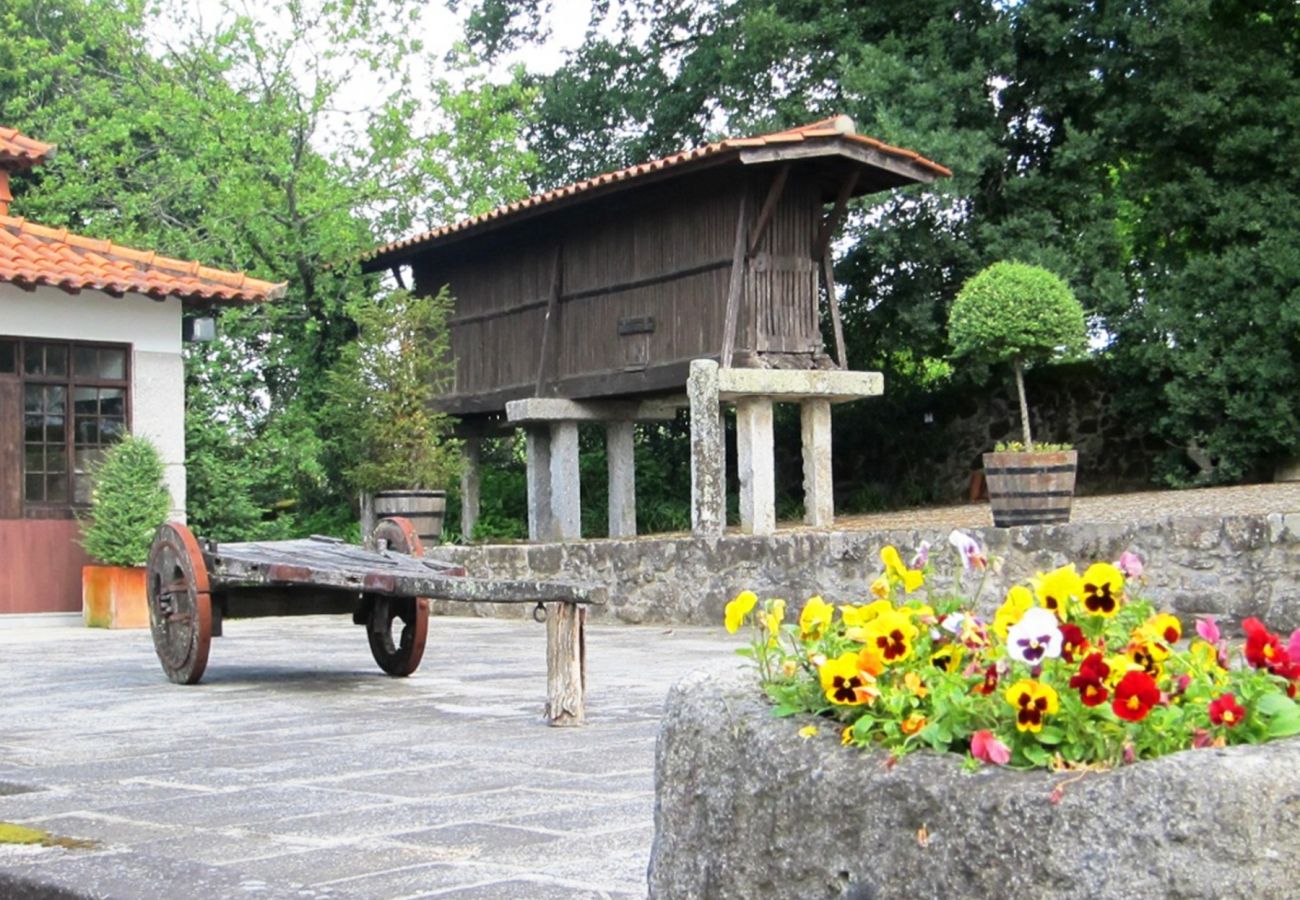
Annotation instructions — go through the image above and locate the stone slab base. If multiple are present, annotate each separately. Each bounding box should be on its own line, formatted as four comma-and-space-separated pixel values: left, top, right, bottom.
649, 668, 1300, 900
81, 566, 148, 629
428, 512, 1300, 633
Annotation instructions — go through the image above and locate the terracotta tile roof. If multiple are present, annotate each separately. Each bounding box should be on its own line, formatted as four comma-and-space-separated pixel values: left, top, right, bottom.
0, 215, 286, 304
0, 127, 55, 170
361, 115, 951, 266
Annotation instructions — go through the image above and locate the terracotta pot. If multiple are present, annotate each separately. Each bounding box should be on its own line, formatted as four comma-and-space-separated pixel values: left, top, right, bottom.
982, 449, 1078, 527
82, 565, 148, 629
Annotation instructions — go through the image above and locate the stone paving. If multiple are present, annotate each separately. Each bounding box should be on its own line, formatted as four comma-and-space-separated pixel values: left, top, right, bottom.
0, 615, 739, 898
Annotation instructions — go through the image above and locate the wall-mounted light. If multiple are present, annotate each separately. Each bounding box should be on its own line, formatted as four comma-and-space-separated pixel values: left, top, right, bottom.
183, 317, 216, 342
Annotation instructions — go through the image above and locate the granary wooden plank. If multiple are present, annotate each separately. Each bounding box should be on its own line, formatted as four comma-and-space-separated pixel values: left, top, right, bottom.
720, 191, 750, 368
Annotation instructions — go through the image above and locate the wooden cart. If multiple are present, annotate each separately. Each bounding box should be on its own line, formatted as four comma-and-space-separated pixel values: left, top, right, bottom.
146, 517, 602, 725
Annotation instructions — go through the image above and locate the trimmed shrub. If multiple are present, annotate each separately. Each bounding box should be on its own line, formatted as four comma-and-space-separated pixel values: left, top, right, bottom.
80, 436, 172, 566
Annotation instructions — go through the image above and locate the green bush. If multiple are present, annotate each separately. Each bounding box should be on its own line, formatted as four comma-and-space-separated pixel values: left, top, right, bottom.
326, 288, 462, 493
80, 436, 172, 567
949, 261, 1086, 450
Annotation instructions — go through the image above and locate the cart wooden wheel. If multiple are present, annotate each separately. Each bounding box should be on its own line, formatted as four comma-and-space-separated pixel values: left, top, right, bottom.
367, 517, 430, 676
147, 521, 213, 685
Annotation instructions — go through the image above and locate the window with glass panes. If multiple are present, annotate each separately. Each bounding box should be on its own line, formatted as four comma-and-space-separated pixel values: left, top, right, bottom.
1, 338, 130, 513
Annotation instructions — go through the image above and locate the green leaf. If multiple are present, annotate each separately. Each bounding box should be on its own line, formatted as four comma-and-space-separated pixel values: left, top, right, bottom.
1035, 726, 1065, 745
1266, 708, 1300, 739
769, 705, 800, 718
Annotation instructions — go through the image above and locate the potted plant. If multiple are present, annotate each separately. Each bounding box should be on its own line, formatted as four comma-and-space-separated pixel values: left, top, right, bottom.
948, 261, 1087, 526
80, 436, 172, 628
329, 287, 462, 546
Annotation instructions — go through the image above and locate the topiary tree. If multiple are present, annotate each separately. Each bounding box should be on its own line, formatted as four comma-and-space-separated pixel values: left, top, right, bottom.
80, 436, 172, 566
949, 261, 1087, 451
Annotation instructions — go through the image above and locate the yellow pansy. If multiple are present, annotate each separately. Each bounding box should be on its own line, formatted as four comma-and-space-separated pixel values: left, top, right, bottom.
862, 609, 919, 665
761, 599, 786, 637
725, 590, 758, 634
818, 651, 880, 706
841, 599, 892, 629
1004, 679, 1060, 733
881, 545, 925, 594
870, 576, 891, 601
1140, 613, 1183, 647
1080, 562, 1125, 617
798, 725, 818, 739
799, 595, 835, 641
993, 585, 1035, 641
904, 671, 928, 698
1034, 564, 1081, 622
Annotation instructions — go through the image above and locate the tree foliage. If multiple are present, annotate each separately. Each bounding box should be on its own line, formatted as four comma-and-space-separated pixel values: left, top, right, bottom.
462, 0, 1300, 485
949, 262, 1085, 368
1, 0, 537, 537
80, 436, 171, 567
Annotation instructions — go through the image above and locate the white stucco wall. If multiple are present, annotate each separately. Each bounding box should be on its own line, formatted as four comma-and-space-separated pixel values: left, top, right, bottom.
1, 283, 187, 517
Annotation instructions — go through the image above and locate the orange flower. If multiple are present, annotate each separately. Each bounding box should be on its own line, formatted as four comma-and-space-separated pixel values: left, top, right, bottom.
901, 713, 926, 736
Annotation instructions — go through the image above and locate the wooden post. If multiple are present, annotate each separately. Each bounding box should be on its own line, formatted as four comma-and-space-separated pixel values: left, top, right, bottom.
815, 171, 859, 370
720, 191, 750, 369
748, 164, 790, 256
545, 602, 586, 726
534, 244, 564, 395
822, 255, 848, 369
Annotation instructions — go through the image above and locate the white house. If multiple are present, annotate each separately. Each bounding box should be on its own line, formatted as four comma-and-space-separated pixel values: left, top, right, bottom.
0, 126, 283, 615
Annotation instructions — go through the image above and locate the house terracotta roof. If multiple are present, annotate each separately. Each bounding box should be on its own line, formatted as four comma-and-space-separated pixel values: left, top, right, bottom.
361, 115, 951, 267
0, 127, 55, 170
0, 214, 286, 304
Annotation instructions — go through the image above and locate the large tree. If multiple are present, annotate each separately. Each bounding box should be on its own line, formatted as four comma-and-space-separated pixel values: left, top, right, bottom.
1, 0, 538, 538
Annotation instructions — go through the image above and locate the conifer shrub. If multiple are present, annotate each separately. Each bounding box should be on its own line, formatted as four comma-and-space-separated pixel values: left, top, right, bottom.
80, 436, 172, 567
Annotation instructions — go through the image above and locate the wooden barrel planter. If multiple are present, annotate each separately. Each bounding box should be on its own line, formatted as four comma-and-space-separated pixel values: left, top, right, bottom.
373, 490, 446, 547
981, 449, 1077, 527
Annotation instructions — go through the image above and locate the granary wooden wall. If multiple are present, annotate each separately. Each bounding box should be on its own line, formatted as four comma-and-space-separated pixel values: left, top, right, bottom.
412, 169, 830, 416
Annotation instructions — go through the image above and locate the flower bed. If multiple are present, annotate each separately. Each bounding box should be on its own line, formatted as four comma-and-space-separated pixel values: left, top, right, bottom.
723, 535, 1300, 769
648, 667, 1300, 899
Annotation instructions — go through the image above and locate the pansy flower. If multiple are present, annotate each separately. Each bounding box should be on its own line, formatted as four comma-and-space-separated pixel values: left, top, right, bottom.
1117, 550, 1144, 579
1034, 564, 1081, 622
881, 545, 925, 594
1243, 617, 1289, 673
1142, 613, 1183, 646
1004, 679, 1059, 732
841, 599, 891, 630
970, 730, 1011, 766
910, 542, 931, 570
947, 529, 988, 572
1058, 622, 1088, 663
1069, 652, 1111, 707
870, 576, 891, 601
862, 609, 919, 664
972, 663, 1000, 696
760, 599, 786, 647
818, 652, 879, 706
931, 643, 965, 674
1080, 562, 1124, 617
799, 595, 835, 641
1208, 693, 1246, 728
1007, 607, 1064, 666
725, 590, 758, 633
1112, 671, 1160, 722
900, 713, 926, 736
1126, 639, 1169, 680
993, 586, 1035, 641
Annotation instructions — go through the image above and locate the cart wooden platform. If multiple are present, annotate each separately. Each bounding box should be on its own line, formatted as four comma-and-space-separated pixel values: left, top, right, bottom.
146, 517, 602, 725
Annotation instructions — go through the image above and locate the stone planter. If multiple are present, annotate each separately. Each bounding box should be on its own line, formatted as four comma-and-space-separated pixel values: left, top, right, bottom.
82, 565, 148, 629
650, 668, 1300, 900
373, 489, 446, 548
983, 449, 1078, 527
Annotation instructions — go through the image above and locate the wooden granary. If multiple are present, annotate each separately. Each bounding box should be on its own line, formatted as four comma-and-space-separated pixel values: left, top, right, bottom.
361, 116, 950, 540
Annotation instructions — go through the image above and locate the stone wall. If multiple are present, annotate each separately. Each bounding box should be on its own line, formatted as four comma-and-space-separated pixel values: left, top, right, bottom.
427, 511, 1300, 633
649, 668, 1300, 899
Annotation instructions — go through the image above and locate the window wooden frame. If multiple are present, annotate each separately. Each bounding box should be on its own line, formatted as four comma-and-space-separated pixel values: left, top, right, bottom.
1, 336, 132, 520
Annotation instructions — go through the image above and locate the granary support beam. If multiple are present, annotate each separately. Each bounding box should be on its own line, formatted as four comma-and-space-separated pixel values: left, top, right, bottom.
748, 164, 790, 256
815, 171, 860, 370
720, 191, 751, 369
460, 434, 482, 542
534, 243, 564, 395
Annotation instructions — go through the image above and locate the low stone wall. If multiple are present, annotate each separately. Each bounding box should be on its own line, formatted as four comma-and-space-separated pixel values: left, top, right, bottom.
428, 512, 1300, 632
648, 668, 1300, 899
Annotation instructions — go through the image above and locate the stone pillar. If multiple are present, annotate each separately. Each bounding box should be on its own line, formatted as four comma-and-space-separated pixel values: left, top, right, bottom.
549, 421, 582, 539
460, 435, 482, 542
689, 359, 725, 537
606, 420, 637, 538
525, 425, 554, 541
735, 397, 776, 535
800, 399, 833, 527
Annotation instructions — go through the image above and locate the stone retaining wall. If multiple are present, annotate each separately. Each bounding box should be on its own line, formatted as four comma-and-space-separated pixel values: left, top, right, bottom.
428, 512, 1300, 632
648, 668, 1300, 899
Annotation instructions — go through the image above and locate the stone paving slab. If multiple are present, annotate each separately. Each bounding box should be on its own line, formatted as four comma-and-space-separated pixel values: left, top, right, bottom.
0, 615, 739, 898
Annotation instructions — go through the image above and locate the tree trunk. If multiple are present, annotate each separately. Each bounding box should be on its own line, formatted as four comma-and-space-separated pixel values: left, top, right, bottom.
1013, 358, 1034, 451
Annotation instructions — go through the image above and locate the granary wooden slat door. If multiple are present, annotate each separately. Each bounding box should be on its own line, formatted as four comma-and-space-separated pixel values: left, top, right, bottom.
744, 179, 822, 357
